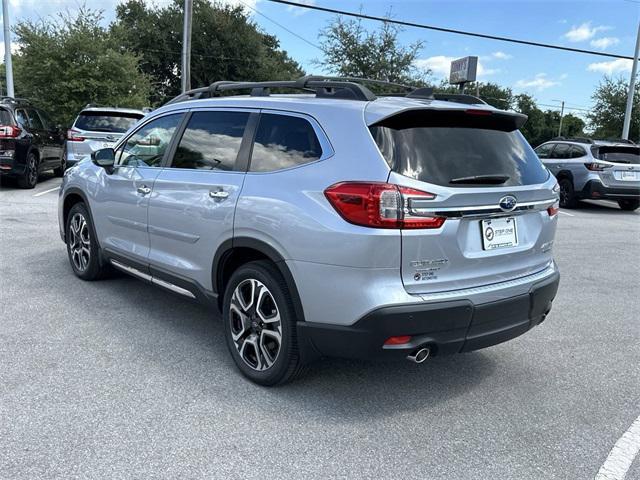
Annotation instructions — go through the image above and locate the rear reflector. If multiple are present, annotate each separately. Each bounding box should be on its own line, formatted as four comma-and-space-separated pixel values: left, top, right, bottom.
384, 335, 412, 346
324, 182, 445, 229
547, 201, 559, 217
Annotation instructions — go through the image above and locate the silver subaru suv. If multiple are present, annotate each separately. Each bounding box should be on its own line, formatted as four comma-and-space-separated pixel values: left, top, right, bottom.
58, 77, 560, 385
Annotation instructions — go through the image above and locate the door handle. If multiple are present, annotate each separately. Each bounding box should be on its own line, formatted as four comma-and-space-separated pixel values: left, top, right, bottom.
209, 190, 229, 199
137, 185, 151, 195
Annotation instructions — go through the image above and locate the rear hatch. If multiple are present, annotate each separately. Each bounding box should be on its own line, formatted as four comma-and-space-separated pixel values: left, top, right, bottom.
369, 107, 558, 295
68, 110, 143, 159
591, 145, 640, 187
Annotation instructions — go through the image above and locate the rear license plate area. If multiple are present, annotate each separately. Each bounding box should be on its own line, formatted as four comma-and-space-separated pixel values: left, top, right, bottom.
481, 217, 518, 250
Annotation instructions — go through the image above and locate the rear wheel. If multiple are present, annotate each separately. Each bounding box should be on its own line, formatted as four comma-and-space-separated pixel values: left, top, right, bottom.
558, 178, 578, 209
53, 147, 67, 177
65, 203, 109, 280
223, 260, 303, 386
17, 152, 38, 189
618, 199, 640, 211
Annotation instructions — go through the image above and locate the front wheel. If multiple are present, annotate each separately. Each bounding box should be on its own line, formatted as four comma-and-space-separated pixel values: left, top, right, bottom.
65, 203, 109, 280
222, 261, 303, 386
618, 199, 640, 211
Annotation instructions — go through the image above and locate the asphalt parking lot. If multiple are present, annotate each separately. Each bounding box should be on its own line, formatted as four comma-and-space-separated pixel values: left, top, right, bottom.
1, 175, 638, 480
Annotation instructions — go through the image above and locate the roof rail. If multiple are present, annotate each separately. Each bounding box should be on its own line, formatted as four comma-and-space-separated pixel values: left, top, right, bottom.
600, 138, 636, 145
0, 96, 31, 104
552, 136, 594, 144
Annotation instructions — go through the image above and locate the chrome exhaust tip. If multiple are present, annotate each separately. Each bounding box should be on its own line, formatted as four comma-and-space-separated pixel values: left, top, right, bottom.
407, 347, 430, 364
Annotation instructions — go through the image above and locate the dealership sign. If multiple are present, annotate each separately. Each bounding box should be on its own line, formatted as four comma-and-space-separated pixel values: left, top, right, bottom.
449, 56, 478, 84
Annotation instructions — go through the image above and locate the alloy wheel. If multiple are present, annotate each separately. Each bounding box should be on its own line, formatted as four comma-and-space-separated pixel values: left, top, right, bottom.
69, 212, 91, 272
229, 279, 282, 371
27, 155, 37, 186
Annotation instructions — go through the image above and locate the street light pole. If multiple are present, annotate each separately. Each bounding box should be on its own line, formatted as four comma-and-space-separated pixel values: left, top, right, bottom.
181, 0, 193, 93
622, 22, 639, 140
2, 0, 15, 97
557, 101, 565, 137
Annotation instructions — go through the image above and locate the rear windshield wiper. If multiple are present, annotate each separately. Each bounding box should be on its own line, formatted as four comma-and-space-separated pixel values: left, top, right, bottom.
449, 174, 510, 185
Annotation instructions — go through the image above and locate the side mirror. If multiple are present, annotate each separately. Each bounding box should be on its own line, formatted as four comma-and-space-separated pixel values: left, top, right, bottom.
91, 148, 116, 172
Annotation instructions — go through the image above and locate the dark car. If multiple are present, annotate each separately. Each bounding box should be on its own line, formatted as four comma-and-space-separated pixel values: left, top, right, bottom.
0, 97, 66, 188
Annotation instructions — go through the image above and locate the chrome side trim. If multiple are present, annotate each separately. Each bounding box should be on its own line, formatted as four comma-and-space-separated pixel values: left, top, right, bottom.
109, 259, 196, 299
151, 277, 196, 299
418, 262, 557, 302
409, 198, 557, 218
110, 259, 152, 282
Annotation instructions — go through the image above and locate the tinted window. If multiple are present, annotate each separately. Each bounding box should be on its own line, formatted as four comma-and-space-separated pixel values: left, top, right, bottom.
37, 110, 52, 130
370, 117, 549, 187
26, 109, 44, 129
116, 114, 182, 168
171, 111, 249, 171
0, 108, 13, 125
15, 109, 28, 127
550, 144, 571, 159
250, 113, 322, 172
535, 144, 554, 159
594, 146, 640, 164
75, 111, 143, 133
570, 145, 587, 158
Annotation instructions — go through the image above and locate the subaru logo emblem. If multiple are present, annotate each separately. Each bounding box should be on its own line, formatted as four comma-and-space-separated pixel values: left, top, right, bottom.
499, 195, 517, 212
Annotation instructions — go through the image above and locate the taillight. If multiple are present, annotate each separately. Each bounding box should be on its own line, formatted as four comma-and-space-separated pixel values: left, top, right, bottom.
465, 109, 492, 116
584, 162, 611, 171
0, 125, 21, 138
67, 129, 85, 142
324, 182, 445, 229
547, 200, 559, 217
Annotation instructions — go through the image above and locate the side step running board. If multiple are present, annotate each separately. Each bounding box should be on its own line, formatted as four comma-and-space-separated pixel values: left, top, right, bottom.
110, 260, 196, 299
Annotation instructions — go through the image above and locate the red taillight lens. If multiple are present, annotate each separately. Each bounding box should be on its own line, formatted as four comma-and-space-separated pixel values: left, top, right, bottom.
584, 162, 611, 171
67, 129, 85, 142
324, 182, 445, 229
547, 201, 559, 217
465, 109, 492, 116
0, 125, 21, 138
384, 335, 412, 346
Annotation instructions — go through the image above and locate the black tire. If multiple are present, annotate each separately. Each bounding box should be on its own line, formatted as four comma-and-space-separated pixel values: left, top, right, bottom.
558, 178, 578, 209
65, 202, 109, 280
17, 152, 38, 189
618, 199, 640, 211
222, 260, 304, 386
53, 147, 67, 177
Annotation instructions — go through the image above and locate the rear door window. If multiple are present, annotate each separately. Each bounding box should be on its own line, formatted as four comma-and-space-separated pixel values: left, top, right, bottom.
75, 111, 143, 133
171, 110, 249, 171
249, 113, 323, 172
370, 110, 549, 187
550, 143, 571, 159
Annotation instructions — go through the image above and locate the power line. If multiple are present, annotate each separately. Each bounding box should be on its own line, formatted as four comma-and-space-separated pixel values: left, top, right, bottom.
238, 0, 322, 51
267, 0, 635, 61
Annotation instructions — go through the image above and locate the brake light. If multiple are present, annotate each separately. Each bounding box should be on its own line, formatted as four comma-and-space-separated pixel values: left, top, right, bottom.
324, 182, 445, 229
465, 109, 492, 116
67, 129, 85, 142
0, 125, 21, 138
584, 162, 611, 171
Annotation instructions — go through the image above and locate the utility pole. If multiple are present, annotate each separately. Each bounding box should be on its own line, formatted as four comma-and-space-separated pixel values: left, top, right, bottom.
557, 101, 565, 137
2, 0, 15, 97
622, 22, 639, 140
181, 0, 193, 93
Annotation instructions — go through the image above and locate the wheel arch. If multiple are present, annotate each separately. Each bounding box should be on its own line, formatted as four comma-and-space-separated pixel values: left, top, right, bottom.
555, 170, 574, 182
212, 238, 306, 322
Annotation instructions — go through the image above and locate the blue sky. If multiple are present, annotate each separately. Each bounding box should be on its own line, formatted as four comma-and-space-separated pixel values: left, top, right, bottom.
1, 0, 639, 118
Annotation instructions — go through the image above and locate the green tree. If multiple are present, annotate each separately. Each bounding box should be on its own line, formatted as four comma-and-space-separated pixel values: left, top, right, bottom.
10, 8, 151, 126
314, 15, 428, 86
112, 0, 304, 105
514, 93, 584, 146
438, 81, 513, 110
588, 75, 639, 141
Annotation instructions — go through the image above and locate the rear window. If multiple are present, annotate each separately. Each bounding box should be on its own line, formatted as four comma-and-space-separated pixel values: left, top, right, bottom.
370, 110, 549, 187
74, 111, 143, 133
0, 108, 13, 125
593, 146, 639, 164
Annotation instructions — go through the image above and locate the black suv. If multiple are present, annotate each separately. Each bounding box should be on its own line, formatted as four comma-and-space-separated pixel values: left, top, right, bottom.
0, 97, 66, 188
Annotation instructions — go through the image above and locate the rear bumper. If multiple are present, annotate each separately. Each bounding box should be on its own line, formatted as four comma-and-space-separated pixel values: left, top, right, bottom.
298, 269, 560, 361
579, 180, 640, 200
0, 156, 25, 176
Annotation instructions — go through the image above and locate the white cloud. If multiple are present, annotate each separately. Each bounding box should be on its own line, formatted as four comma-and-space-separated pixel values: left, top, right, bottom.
590, 37, 620, 50
414, 55, 498, 80
285, 0, 315, 16
515, 73, 560, 91
564, 22, 611, 42
587, 58, 633, 75
492, 51, 512, 60
0, 42, 20, 56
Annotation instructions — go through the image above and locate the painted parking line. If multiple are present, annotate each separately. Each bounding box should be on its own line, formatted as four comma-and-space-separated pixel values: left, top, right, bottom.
32, 186, 60, 197
558, 210, 575, 217
595, 414, 640, 480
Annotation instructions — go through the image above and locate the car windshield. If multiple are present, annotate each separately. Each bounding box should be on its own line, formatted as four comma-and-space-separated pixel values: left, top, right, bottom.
75, 111, 142, 133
